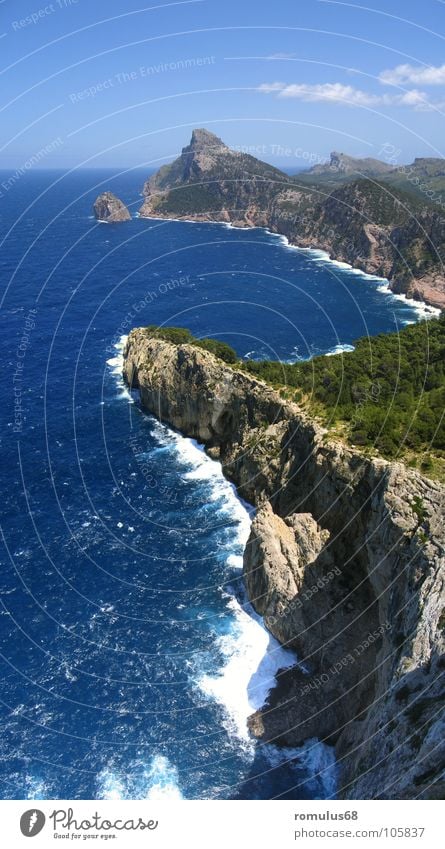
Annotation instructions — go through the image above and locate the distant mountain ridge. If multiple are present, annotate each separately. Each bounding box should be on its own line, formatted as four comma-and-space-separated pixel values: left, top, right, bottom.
136, 129, 445, 309
300, 150, 445, 197
306, 150, 395, 179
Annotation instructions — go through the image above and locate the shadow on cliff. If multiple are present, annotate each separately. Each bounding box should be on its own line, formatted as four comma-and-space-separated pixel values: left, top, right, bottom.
228, 746, 318, 800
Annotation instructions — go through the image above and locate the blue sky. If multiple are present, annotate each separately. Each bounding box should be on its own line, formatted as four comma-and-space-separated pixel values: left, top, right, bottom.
1, 0, 445, 169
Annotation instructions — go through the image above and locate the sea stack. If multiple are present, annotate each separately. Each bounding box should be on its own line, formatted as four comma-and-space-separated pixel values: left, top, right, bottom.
93, 191, 131, 222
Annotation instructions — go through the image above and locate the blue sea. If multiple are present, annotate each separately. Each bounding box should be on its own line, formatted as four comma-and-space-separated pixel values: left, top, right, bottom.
0, 169, 435, 801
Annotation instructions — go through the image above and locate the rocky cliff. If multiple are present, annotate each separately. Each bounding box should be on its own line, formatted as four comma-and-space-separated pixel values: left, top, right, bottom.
93, 191, 131, 222
123, 328, 445, 800
137, 129, 445, 309
139, 128, 287, 227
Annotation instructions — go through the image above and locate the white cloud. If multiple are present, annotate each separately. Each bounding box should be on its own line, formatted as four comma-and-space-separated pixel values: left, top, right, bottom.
258, 82, 288, 93
258, 81, 437, 111
379, 63, 445, 86
258, 81, 380, 106
395, 88, 431, 109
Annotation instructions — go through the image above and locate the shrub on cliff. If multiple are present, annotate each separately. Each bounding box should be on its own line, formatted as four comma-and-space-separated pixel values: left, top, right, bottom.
194, 338, 238, 363
143, 326, 237, 363
242, 314, 445, 459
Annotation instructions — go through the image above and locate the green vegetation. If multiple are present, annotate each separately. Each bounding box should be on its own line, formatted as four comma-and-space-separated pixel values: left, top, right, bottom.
196, 337, 238, 363
154, 184, 225, 216
325, 179, 425, 226
149, 140, 289, 219
411, 496, 429, 525
143, 317, 445, 471
143, 325, 237, 364
296, 153, 445, 211
242, 315, 445, 463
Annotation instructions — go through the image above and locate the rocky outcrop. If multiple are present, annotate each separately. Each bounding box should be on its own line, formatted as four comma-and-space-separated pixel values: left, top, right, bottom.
138, 127, 295, 226
95, 128, 445, 307
93, 192, 131, 222
266, 179, 445, 308
136, 129, 445, 309
123, 329, 445, 799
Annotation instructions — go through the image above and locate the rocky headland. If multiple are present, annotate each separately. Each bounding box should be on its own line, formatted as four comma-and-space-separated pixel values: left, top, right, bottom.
93, 191, 131, 223
123, 328, 445, 800
137, 129, 445, 309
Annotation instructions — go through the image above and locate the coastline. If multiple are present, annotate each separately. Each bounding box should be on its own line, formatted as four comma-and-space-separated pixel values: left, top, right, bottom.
109, 336, 336, 798
138, 211, 443, 316
122, 330, 445, 799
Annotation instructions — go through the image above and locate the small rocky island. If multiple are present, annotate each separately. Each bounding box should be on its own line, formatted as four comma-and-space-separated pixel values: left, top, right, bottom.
123, 327, 445, 800
93, 191, 131, 222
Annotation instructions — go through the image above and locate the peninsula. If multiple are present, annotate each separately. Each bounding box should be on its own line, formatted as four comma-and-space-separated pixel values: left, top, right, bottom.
136, 128, 445, 309
122, 326, 445, 800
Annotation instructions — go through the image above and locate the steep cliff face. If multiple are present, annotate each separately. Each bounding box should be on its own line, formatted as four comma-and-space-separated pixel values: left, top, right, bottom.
123, 329, 445, 800
136, 129, 445, 309
93, 192, 131, 222
139, 128, 288, 225
283, 182, 445, 309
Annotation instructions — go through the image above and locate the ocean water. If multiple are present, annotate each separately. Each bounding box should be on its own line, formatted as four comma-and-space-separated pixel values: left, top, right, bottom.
0, 169, 435, 800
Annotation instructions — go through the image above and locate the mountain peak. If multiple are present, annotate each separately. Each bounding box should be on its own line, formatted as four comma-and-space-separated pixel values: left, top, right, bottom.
330, 151, 354, 166
182, 128, 228, 154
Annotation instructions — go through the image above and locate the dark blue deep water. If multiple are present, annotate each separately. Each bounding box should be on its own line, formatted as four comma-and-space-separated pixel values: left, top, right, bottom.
0, 170, 434, 800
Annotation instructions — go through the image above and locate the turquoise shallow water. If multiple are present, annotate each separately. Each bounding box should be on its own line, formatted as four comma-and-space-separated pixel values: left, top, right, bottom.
0, 169, 434, 799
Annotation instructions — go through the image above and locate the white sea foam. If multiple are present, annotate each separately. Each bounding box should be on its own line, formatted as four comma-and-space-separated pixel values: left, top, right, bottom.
25, 775, 48, 800
106, 334, 128, 373
98, 755, 183, 800
97, 769, 126, 800
150, 421, 253, 541
143, 755, 184, 799
295, 243, 441, 318
325, 343, 355, 357
296, 738, 338, 799
111, 333, 336, 798
106, 335, 133, 400
376, 283, 441, 320
167, 427, 337, 797
145, 420, 297, 746
197, 592, 297, 743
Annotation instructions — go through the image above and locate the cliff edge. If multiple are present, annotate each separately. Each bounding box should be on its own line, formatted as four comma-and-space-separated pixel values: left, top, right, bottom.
123, 328, 445, 799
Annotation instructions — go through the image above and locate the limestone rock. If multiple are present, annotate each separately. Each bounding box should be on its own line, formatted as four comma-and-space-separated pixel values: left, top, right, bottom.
136, 128, 445, 308
123, 330, 445, 799
93, 192, 131, 222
